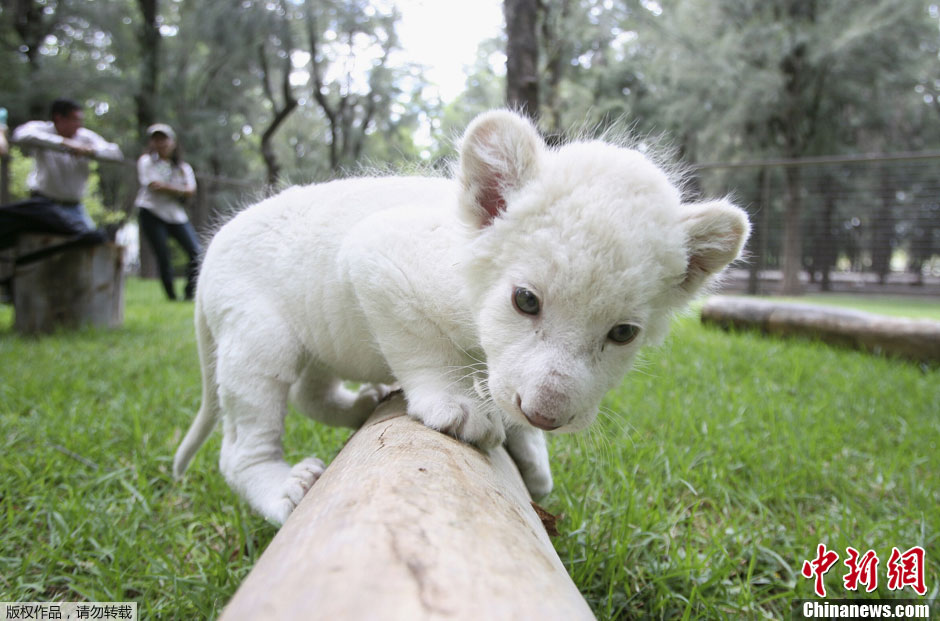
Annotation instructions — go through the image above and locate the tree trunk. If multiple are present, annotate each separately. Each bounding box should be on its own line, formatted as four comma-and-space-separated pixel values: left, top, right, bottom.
133, 0, 161, 279
819, 179, 837, 292
871, 165, 894, 285
0, 154, 10, 204
780, 165, 803, 294
258, 1, 298, 188
258, 72, 297, 188
747, 167, 769, 295
504, 0, 541, 121
12, 0, 55, 118
540, 0, 571, 137
13, 234, 125, 334
775, 12, 818, 295
135, 0, 161, 139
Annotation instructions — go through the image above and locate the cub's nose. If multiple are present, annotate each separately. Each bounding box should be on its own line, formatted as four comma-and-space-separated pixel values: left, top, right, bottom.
514, 393, 562, 431
524, 411, 562, 431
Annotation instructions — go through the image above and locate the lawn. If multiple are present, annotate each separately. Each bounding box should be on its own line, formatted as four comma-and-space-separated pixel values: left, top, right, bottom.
765, 294, 940, 321
1, 280, 937, 619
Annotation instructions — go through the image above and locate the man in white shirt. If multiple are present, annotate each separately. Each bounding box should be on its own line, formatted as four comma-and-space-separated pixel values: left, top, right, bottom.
0, 99, 123, 250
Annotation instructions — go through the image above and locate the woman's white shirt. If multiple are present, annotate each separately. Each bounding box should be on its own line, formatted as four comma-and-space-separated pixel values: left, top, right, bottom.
135, 152, 196, 224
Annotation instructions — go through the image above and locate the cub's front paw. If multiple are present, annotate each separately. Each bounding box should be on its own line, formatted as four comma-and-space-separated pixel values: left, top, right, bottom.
520, 463, 553, 500
408, 392, 505, 450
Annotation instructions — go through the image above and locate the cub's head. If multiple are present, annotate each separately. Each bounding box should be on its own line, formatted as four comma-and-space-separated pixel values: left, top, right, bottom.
456, 110, 749, 433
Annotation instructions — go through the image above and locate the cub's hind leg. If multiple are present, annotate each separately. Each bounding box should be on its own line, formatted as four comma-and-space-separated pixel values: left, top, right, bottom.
289, 362, 391, 429
214, 318, 324, 525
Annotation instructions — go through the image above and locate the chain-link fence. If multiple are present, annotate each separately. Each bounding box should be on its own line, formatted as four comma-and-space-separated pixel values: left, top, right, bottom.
692, 153, 940, 297
5, 146, 939, 295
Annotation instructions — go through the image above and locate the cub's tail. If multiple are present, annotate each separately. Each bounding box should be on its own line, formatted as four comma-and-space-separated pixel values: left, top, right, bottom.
173, 301, 219, 479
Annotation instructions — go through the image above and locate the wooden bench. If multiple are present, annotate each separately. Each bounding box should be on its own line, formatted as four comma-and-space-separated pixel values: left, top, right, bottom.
9, 233, 125, 334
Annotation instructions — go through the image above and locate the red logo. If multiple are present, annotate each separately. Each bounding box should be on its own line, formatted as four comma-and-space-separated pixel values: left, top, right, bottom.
886, 546, 927, 596
843, 547, 879, 592
801, 544, 840, 597
801, 544, 928, 597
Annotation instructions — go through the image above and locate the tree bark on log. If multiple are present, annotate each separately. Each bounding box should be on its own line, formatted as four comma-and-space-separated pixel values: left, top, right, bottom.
13, 234, 125, 334
701, 295, 940, 363
219, 394, 595, 621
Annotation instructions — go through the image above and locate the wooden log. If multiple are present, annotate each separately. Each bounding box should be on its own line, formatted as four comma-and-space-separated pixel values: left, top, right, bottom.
701, 295, 940, 363
219, 394, 596, 621
13, 234, 125, 334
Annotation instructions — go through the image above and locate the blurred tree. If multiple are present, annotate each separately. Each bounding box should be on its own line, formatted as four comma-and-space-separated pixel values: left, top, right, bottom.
516, 0, 939, 289
638, 0, 937, 293
537, 0, 646, 137
0, 0, 139, 225
257, 0, 299, 186
135, 0, 160, 138
504, 0, 541, 120
161, 2, 262, 184
3, 0, 939, 280
2, 0, 54, 117
438, 36, 506, 152
304, 0, 413, 172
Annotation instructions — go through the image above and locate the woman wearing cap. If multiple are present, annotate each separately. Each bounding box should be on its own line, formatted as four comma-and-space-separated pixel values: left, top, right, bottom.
135, 123, 201, 300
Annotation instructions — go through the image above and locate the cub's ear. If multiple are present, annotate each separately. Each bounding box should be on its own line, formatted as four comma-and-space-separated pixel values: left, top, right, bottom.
680, 199, 751, 293
457, 110, 543, 229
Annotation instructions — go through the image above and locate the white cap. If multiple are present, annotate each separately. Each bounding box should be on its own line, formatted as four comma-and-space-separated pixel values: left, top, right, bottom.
146, 123, 176, 140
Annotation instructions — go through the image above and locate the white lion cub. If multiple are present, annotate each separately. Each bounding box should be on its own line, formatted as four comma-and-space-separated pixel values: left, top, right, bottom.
173, 110, 750, 525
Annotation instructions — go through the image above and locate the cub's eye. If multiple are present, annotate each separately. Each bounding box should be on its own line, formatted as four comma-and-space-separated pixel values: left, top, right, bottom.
512, 287, 541, 316
607, 323, 640, 344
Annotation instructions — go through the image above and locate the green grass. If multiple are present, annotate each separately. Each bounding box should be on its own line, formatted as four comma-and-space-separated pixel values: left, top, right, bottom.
1, 280, 937, 619
764, 294, 940, 321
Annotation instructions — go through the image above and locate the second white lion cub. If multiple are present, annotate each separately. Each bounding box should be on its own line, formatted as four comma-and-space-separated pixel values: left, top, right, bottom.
173, 110, 750, 524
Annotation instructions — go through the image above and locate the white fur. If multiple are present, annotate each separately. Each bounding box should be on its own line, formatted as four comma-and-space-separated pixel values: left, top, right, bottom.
173, 110, 750, 525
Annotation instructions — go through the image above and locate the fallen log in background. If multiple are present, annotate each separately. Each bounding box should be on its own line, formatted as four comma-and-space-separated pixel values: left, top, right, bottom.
219, 394, 596, 621
701, 295, 940, 363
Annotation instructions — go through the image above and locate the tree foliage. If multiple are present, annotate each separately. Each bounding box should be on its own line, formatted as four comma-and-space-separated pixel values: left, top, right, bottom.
1, 0, 938, 263
0, 0, 430, 191
492, 0, 940, 290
